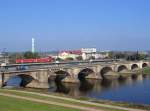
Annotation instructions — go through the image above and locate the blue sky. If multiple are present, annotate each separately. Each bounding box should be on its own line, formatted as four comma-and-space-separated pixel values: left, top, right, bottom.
0, 0, 150, 52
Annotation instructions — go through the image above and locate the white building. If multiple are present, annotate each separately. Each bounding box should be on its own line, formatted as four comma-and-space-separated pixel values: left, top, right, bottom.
58, 52, 78, 60
95, 52, 109, 59
0, 53, 9, 65
81, 48, 96, 60
81, 48, 96, 53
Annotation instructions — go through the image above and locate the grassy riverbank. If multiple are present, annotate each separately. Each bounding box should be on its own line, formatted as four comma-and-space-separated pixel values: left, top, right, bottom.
0, 89, 124, 111
0, 88, 150, 111
143, 67, 150, 74
0, 95, 78, 111
24, 88, 150, 110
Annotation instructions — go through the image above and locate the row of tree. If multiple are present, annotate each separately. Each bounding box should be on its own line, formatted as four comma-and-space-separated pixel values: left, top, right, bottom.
108, 51, 147, 60
9, 51, 40, 63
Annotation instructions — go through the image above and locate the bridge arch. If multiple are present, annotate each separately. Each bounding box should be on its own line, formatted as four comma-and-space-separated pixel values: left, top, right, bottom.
131, 64, 139, 70
53, 70, 70, 82
78, 68, 94, 80
100, 67, 113, 78
117, 65, 128, 72
16, 74, 35, 87
142, 63, 148, 68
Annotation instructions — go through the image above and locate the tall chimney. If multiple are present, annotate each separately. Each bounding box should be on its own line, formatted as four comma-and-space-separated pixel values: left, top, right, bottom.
32, 38, 35, 53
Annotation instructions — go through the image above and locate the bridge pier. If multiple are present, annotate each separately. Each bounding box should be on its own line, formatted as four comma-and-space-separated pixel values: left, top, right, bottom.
2, 73, 13, 86
86, 72, 102, 79
35, 69, 49, 83
26, 80, 49, 88
62, 74, 79, 83
62, 77, 79, 83
103, 72, 120, 79
118, 71, 132, 77
25, 69, 49, 88
0, 73, 16, 87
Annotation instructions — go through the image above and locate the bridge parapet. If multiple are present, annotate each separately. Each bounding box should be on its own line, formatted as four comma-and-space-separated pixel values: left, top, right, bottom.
0, 60, 149, 88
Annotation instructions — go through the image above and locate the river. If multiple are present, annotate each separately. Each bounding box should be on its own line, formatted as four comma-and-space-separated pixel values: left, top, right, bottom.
5, 74, 150, 105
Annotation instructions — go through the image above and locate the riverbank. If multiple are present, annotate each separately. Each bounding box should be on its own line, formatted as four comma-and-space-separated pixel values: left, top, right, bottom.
21, 88, 150, 110
0, 88, 149, 111
143, 67, 150, 74
0, 95, 79, 111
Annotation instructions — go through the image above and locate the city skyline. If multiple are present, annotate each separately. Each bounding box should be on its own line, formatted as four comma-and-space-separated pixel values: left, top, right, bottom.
0, 0, 150, 51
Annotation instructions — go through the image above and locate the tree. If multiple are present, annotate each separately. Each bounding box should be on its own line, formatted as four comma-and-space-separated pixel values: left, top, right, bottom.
108, 51, 113, 59
55, 57, 63, 61
76, 56, 83, 61
24, 51, 40, 59
9, 53, 23, 63
15, 53, 23, 59
138, 54, 145, 60
65, 57, 74, 61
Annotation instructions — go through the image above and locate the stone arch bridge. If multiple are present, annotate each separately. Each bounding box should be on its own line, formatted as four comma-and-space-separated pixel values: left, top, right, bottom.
0, 61, 149, 88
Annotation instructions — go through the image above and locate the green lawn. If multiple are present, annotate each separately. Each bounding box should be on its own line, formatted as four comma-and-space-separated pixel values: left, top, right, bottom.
143, 67, 150, 74
0, 95, 80, 111
0, 89, 125, 111
0, 89, 149, 111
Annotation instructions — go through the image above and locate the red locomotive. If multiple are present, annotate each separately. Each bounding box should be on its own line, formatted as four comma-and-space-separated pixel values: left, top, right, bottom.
16, 57, 53, 63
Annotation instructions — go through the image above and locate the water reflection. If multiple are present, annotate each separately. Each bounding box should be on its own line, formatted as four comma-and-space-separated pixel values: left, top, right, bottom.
4, 75, 22, 87
48, 74, 150, 105
5, 74, 34, 88
79, 79, 94, 93
55, 81, 70, 94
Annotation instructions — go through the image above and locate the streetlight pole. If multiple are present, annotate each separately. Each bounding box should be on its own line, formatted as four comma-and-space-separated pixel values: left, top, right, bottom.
0, 64, 6, 87
1, 70, 4, 87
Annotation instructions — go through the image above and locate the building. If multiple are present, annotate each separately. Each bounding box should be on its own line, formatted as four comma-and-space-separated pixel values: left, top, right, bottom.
81, 48, 96, 60
0, 53, 9, 65
50, 48, 110, 61
81, 48, 96, 53
58, 50, 81, 60
95, 51, 109, 59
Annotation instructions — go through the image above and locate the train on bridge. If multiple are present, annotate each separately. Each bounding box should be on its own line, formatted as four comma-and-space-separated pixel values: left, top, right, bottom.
16, 57, 53, 64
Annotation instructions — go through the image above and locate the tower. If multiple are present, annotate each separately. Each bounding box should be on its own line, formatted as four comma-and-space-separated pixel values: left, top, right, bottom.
32, 38, 35, 53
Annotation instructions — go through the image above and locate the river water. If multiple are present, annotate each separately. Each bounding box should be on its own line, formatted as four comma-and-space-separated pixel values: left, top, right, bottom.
5, 74, 150, 105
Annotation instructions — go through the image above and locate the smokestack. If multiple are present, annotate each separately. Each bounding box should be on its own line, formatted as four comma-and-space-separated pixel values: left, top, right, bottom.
32, 38, 35, 53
